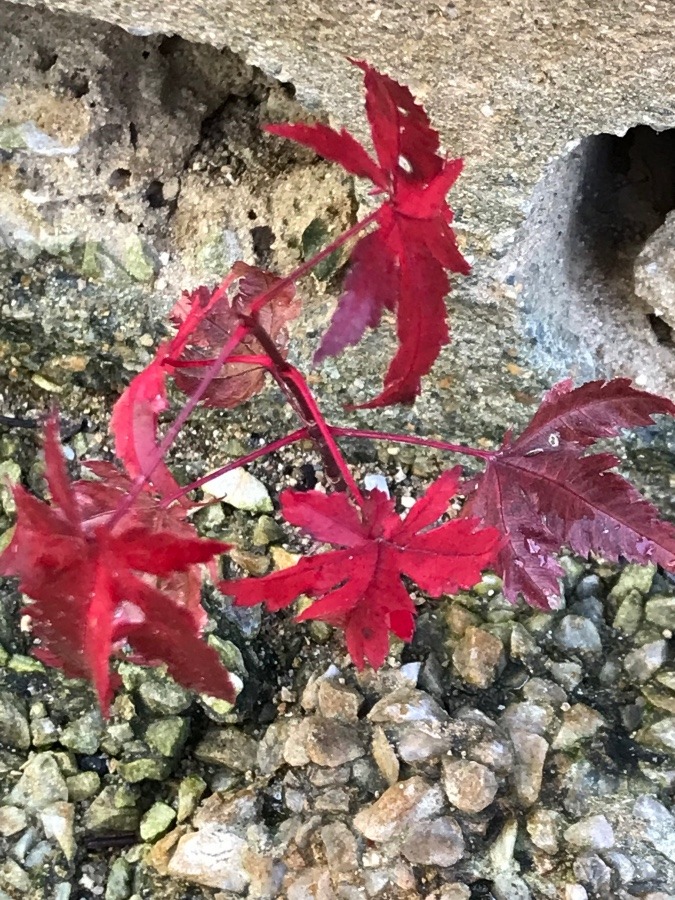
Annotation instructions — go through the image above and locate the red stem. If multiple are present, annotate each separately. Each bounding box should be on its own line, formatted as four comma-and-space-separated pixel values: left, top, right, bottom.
330, 426, 495, 461
160, 427, 310, 507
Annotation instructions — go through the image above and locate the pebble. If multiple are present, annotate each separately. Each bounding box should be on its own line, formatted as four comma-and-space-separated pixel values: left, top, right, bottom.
320, 822, 359, 874
105, 857, 133, 900
638, 716, 675, 753
0, 859, 31, 894
613, 592, 643, 634
552, 704, 605, 750
85, 785, 141, 833
116, 754, 172, 783
511, 732, 548, 807
371, 726, 400, 785
610, 564, 655, 601
526, 807, 560, 854
194, 727, 257, 772
401, 816, 465, 866
396, 722, 452, 763
145, 717, 190, 757
0, 806, 27, 837
317, 679, 363, 721
140, 802, 177, 842
645, 595, 675, 628
500, 701, 554, 737
66, 771, 100, 802
572, 852, 612, 893
564, 814, 614, 850
452, 626, 505, 687
177, 774, 207, 824
40, 801, 76, 861
0, 691, 30, 750
368, 687, 448, 724
353, 776, 445, 842
469, 737, 514, 775
251, 514, 284, 546
137, 678, 193, 716
202, 467, 273, 512
8, 752, 68, 810
554, 616, 602, 654
623, 640, 668, 683
59, 709, 103, 754
442, 758, 498, 813
303, 717, 366, 767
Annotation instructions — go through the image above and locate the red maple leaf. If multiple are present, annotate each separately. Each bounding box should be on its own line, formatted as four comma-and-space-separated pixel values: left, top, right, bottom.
266, 60, 469, 408
222, 469, 501, 668
0, 419, 234, 713
462, 378, 675, 609
110, 262, 299, 495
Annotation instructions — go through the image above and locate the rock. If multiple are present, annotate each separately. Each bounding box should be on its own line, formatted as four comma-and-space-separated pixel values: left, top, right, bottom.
635, 211, 675, 329
145, 717, 190, 757
452, 626, 505, 688
526, 807, 560, 854
645, 595, 675, 629
442, 758, 498, 813
320, 822, 359, 874
177, 774, 207, 824
317, 678, 363, 720
353, 776, 445, 843
84, 786, 140, 834
40, 801, 76, 861
470, 737, 514, 775
554, 616, 602, 654
0, 859, 31, 894
137, 678, 193, 715
285, 868, 335, 900
612, 591, 644, 635
638, 716, 675, 752
564, 814, 614, 850
195, 727, 258, 772
511, 732, 548, 807
492, 874, 531, 900
105, 857, 133, 900
283, 719, 312, 767
116, 753, 172, 782
8, 752, 68, 809
633, 796, 675, 864
252, 515, 284, 546
397, 721, 452, 764
256, 721, 290, 776
552, 704, 605, 750
202, 468, 272, 512
371, 726, 399, 785
609, 565, 656, 603
368, 687, 448, 724
0, 692, 30, 750
0, 806, 27, 837
31, 717, 59, 748
500, 701, 554, 737
401, 816, 465, 867
66, 771, 100, 801
623, 640, 668, 683
59, 709, 103, 754
303, 717, 365, 767
572, 853, 612, 894
140, 802, 177, 842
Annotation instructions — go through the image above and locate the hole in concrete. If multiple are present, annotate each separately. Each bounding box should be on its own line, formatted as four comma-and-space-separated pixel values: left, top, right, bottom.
129, 122, 138, 148
60, 69, 89, 97
35, 48, 57, 72
247, 209, 258, 220
108, 168, 131, 189
251, 225, 275, 264
505, 125, 675, 391
145, 179, 164, 208
647, 313, 673, 345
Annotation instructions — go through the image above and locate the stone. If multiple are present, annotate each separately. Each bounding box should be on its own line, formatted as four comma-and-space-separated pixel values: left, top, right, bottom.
397, 721, 452, 764
0, 692, 30, 750
59, 709, 103, 755
552, 704, 605, 750
320, 822, 359, 874
116, 754, 172, 782
66, 771, 100, 801
638, 716, 675, 752
469, 737, 514, 775
137, 678, 193, 716
105, 857, 133, 900
624, 640, 668, 683
256, 721, 290, 776
371, 726, 399, 785
511, 732, 549, 807
368, 687, 448, 724
140, 802, 177, 842
202, 467, 272, 512
452, 626, 505, 688
0, 806, 27, 837
554, 616, 602, 655
145, 717, 190, 757
353, 776, 445, 843
252, 515, 284, 546
612, 592, 644, 635
609, 565, 656, 603
303, 717, 365, 767
84, 785, 141, 833
8, 752, 68, 809
635, 211, 675, 329
526, 808, 560, 854
500, 701, 554, 737
564, 814, 614, 850
195, 727, 258, 771
572, 853, 612, 894
40, 801, 76, 861
177, 774, 207, 824
31, 717, 59, 748
442, 758, 499, 813
317, 678, 363, 721
0, 859, 31, 894
401, 816, 465, 867
645, 595, 675, 629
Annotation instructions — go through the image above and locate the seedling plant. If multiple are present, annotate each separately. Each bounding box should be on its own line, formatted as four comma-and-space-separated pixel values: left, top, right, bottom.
3, 61, 675, 713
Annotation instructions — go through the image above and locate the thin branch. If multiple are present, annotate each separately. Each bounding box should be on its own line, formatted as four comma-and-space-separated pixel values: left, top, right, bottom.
330, 426, 495, 461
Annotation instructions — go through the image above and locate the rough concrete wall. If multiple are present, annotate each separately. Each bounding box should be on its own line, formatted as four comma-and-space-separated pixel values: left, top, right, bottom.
3, 0, 675, 444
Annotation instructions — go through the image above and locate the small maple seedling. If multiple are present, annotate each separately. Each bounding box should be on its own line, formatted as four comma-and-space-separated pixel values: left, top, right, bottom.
2, 60, 675, 713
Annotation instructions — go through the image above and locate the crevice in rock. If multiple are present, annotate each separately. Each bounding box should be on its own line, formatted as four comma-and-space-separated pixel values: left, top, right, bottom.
505, 124, 675, 392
